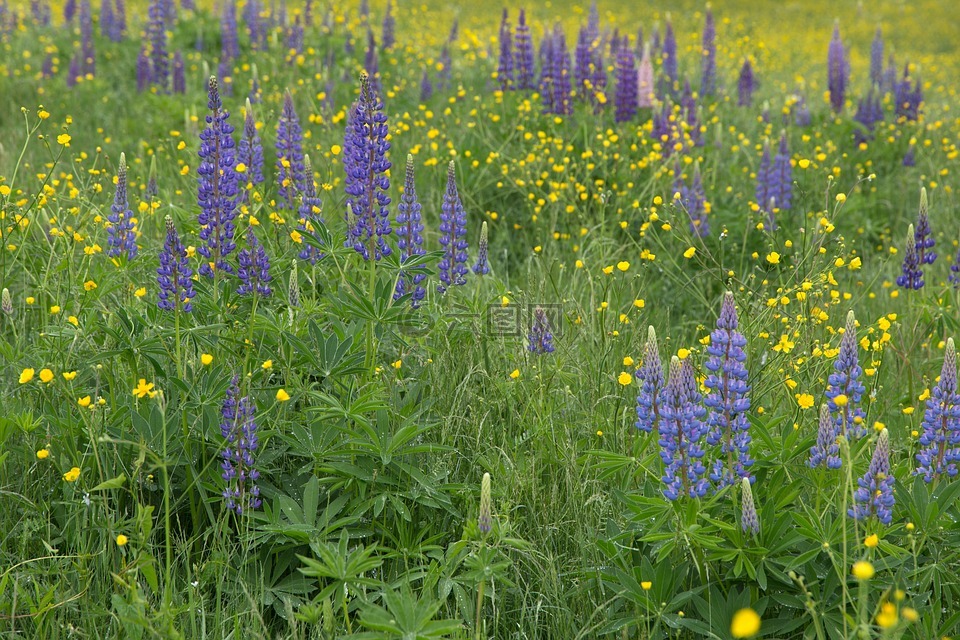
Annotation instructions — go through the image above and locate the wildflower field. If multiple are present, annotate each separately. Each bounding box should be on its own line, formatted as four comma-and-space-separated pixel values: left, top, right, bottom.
2, 0, 960, 637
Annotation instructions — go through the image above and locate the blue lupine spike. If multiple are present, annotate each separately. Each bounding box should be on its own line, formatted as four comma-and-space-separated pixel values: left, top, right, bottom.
740, 477, 760, 535
157, 216, 195, 312
197, 76, 240, 277
701, 8, 716, 96
514, 9, 535, 90
472, 220, 490, 276
107, 153, 137, 259
916, 338, 960, 482
437, 161, 468, 293
297, 155, 325, 265
220, 375, 262, 514
344, 73, 393, 261
897, 224, 924, 290
660, 357, 709, 500
825, 311, 868, 439
849, 429, 894, 524
827, 22, 847, 113
705, 292, 753, 488
236, 226, 272, 297
636, 326, 665, 435
914, 187, 935, 266
395, 154, 426, 306
528, 306, 555, 355
276, 90, 306, 210
809, 403, 842, 469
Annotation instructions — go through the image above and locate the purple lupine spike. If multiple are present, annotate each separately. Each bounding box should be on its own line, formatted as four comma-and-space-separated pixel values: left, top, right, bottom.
514, 9, 535, 90
136, 45, 150, 92
303, 0, 311, 26
551, 28, 572, 115
112, 0, 125, 37
381, 0, 394, 49
158, 0, 174, 25
420, 69, 433, 101
217, 59, 233, 96
528, 306, 555, 355
660, 19, 677, 94
79, 0, 94, 75
343, 73, 392, 261
680, 80, 702, 147
157, 216, 195, 312
243, 0, 263, 50
903, 147, 916, 167
447, 18, 458, 43
236, 227, 272, 297
41, 54, 53, 78
914, 187, 935, 266
394, 154, 426, 306
146, 156, 158, 199
635, 326, 664, 435
614, 43, 637, 123
67, 53, 81, 87
107, 153, 137, 260
609, 29, 621, 58
637, 44, 654, 108
364, 27, 379, 87
701, 8, 716, 96
276, 91, 306, 210
574, 24, 591, 96
99, 0, 113, 38
738, 59, 754, 107
297, 155, 325, 265
285, 18, 304, 61
498, 9, 513, 90
437, 161, 468, 293
539, 33, 556, 113
651, 100, 673, 154
827, 22, 847, 114
64, 0, 76, 21
660, 357, 709, 500
897, 224, 923, 289
705, 292, 753, 488
220, 0, 239, 61
849, 429, 894, 524
197, 76, 240, 277
870, 28, 883, 87
740, 477, 760, 535
220, 376, 262, 515
771, 131, 792, 218
238, 99, 265, 186
854, 89, 882, 143
436, 44, 451, 90
895, 65, 922, 121
472, 220, 489, 276
181, 0, 194, 11
147, 0, 168, 89
916, 338, 960, 482
586, 0, 599, 44
172, 51, 185, 93
809, 403, 842, 469
882, 53, 897, 94
794, 95, 811, 127
826, 311, 868, 439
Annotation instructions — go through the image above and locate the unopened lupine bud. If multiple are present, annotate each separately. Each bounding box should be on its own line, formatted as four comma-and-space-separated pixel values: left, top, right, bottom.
1, 288, 13, 316
473, 221, 489, 275
479, 472, 492, 534
289, 260, 300, 309
740, 477, 759, 536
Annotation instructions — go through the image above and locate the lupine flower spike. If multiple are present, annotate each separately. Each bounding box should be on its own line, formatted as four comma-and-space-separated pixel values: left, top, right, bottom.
236, 227, 272, 297
344, 72, 392, 261
297, 155, 325, 265
394, 154, 426, 306
827, 22, 848, 113
220, 375, 262, 514
951, 232, 960, 288
2, 288, 13, 317
528, 306, 555, 355
740, 477, 760, 536
437, 161, 468, 293
700, 7, 716, 96
276, 90, 305, 210
197, 76, 240, 277
479, 472, 492, 534
809, 403, 842, 469
107, 153, 137, 260
473, 221, 490, 275
157, 216, 195, 312
916, 338, 960, 482
705, 292, 753, 488
897, 224, 923, 290
826, 311, 867, 439
238, 98, 265, 187
636, 326, 664, 435
850, 428, 894, 525
913, 187, 936, 267
660, 357, 708, 499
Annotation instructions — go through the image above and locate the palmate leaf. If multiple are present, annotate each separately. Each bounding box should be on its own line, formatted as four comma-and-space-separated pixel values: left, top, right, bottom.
347, 584, 462, 639
297, 530, 384, 602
